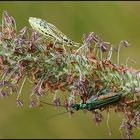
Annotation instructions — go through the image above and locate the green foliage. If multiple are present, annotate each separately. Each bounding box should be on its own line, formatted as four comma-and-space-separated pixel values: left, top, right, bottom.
0, 9, 140, 139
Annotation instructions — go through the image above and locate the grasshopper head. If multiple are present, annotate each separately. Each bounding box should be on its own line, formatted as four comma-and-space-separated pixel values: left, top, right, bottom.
29, 17, 49, 35
29, 17, 42, 29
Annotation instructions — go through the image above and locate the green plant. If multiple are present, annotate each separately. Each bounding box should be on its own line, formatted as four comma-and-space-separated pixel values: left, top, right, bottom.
0, 11, 140, 139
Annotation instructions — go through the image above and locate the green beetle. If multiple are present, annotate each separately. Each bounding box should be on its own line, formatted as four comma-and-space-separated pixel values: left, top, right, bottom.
40, 89, 122, 111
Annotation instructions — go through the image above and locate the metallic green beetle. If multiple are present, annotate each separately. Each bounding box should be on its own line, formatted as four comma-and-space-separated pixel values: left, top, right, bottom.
71, 92, 121, 111
41, 89, 122, 111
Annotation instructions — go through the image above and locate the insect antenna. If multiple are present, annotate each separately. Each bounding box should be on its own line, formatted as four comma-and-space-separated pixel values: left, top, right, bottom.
39, 100, 68, 108
46, 110, 69, 120
39, 100, 71, 120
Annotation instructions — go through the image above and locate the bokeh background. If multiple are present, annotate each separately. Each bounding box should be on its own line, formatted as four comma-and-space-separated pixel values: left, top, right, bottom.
0, 1, 140, 139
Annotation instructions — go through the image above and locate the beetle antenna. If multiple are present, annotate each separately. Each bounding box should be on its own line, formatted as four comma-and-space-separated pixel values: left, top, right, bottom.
39, 100, 69, 108
46, 110, 69, 120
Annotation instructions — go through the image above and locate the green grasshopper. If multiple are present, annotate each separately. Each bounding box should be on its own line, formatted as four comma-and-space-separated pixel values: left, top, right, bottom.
28, 17, 80, 47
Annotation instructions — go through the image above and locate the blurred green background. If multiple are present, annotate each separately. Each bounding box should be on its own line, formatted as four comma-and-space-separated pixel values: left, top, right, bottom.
0, 1, 140, 139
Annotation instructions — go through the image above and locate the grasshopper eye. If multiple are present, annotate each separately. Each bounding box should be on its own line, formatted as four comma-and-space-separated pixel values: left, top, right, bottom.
69, 41, 73, 46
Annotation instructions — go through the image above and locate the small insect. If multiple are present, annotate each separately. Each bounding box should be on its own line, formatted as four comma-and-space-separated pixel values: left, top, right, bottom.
28, 17, 80, 47
40, 89, 122, 113
72, 91, 122, 111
